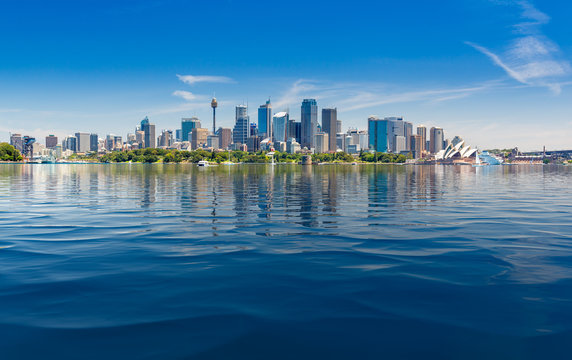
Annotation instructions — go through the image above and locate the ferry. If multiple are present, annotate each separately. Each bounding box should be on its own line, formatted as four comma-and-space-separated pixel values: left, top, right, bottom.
197, 160, 209, 167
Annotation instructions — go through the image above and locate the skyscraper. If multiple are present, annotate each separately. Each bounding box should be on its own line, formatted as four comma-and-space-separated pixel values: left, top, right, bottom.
75, 132, 90, 153
404, 121, 413, 151
45, 135, 58, 149
430, 127, 444, 154
272, 112, 289, 143
216, 128, 232, 150
258, 99, 272, 139
191, 128, 208, 150
136, 130, 145, 148
301, 99, 318, 149
321, 108, 337, 152
10, 133, 23, 152
90, 134, 98, 152
233, 105, 249, 145
181, 117, 201, 142
368, 116, 405, 153
314, 132, 329, 153
417, 125, 427, 152
410, 134, 423, 159
141, 117, 156, 148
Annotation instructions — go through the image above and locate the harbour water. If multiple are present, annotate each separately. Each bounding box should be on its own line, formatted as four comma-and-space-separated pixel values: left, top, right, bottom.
1, 164, 572, 359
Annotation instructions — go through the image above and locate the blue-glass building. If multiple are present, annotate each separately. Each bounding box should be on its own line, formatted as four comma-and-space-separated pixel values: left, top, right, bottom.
233, 105, 249, 145
181, 117, 201, 142
258, 99, 272, 139
301, 99, 318, 149
368, 116, 408, 153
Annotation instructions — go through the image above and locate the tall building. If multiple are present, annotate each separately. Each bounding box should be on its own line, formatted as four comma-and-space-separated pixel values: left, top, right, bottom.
45, 135, 58, 149
135, 130, 145, 148
430, 127, 444, 154
181, 117, 201, 142
217, 128, 232, 150
140, 117, 156, 148
75, 132, 90, 153
90, 134, 99, 152
232, 105, 249, 145
404, 121, 413, 151
191, 128, 208, 150
272, 112, 289, 143
247, 136, 261, 152
417, 125, 427, 152
368, 116, 406, 153
158, 130, 174, 148
249, 122, 258, 137
336, 120, 342, 134
258, 99, 272, 139
175, 129, 182, 142
314, 132, 329, 153
10, 133, 23, 152
410, 135, 423, 159
321, 108, 337, 152
63, 135, 77, 152
288, 120, 302, 144
207, 134, 219, 149
301, 99, 318, 149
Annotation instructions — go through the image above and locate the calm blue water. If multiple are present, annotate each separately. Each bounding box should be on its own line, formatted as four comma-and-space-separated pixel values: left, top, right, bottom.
1, 164, 572, 359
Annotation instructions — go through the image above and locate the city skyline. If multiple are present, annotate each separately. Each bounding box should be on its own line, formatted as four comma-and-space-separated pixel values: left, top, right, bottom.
1, 1, 572, 151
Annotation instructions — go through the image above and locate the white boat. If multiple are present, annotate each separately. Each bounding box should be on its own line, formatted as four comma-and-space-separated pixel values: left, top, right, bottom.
197, 160, 209, 167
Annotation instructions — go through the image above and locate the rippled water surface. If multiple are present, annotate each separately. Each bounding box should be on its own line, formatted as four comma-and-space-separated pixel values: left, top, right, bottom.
1, 164, 572, 359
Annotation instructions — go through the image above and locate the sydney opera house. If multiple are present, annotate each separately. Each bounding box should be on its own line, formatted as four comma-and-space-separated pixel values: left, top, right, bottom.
434, 138, 478, 163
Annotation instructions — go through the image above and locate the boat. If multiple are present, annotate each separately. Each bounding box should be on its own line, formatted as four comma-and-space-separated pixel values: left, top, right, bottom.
197, 160, 209, 167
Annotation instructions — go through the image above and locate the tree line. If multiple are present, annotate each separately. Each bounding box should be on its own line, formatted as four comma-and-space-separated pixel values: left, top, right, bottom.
89, 149, 408, 164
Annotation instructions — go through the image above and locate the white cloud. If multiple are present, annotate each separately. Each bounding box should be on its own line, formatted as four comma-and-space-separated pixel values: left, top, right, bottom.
172, 90, 196, 101
271, 79, 492, 115
468, 1, 570, 93
176, 74, 233, 85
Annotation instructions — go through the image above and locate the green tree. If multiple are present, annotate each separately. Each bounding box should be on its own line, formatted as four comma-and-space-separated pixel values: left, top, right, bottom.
0, 143, 23, 161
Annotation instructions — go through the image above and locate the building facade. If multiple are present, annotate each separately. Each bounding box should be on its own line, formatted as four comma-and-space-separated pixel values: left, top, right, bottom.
191, 128, 208, 150
321, 108, 337, 152
314, 132, 329, 153
417, 125, 427, 152
75, 132, 90, 153
217, 128, 232, 150
141, 117, 156, 148
301, 99, 318, 149
232, 105, 249, 145
181, 117, 200, 142
258, 99, 272, 139
430, 127, 444, 154
45, 135, 58, 149
272, 112, 289, 143
90, 134, 99, 152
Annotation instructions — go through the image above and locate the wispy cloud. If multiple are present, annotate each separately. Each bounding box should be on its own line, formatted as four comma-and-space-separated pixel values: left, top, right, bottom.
172, 90, 196, 101
467, 1, 570, 94
176, 74, 234, 85
271, 79, 493, 115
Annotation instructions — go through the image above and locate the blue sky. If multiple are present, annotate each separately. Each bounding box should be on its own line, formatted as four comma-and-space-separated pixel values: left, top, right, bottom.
1, 0, 571, 150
